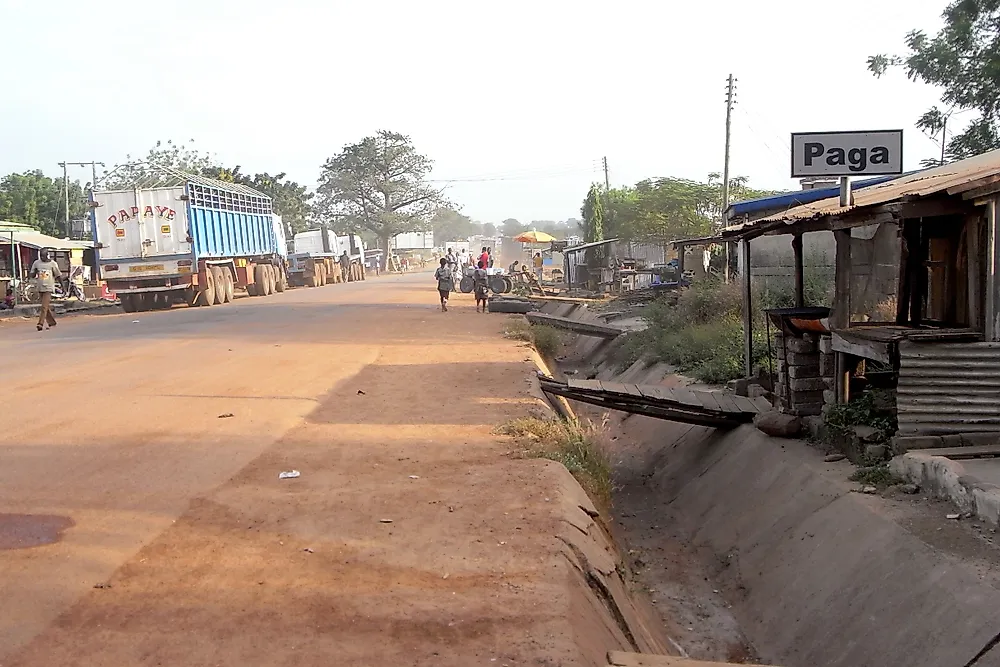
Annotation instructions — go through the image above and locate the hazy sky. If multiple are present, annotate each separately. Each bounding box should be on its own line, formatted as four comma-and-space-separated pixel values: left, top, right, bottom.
0, 0, 953, 224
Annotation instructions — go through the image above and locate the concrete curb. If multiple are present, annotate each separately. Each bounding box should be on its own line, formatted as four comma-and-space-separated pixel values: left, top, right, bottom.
890, 452, 1000, 525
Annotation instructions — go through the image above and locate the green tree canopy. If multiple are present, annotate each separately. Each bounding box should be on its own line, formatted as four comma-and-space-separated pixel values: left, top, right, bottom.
102, 139, 219, 189
581, 184, 605, 244
0, 170, 86, 237
206, 165, 314, 235
500, 218, 524, 237
430, 207, 478, 245
868, 0, 1000, 161
315, 130, 445, 258
481, 222, 498, 237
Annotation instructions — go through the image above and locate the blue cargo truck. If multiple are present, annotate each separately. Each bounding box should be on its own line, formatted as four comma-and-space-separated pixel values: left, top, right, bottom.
91, 169, 289, 313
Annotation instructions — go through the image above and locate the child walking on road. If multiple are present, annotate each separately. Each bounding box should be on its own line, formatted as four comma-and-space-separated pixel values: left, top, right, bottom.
434, 258, 453, 312
474, 263, 489, 312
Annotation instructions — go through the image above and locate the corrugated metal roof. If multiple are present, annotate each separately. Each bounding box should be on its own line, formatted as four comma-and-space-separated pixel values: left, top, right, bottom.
725, 175, 896, 219
898, 340, 1000, 435
564, 238, 621, 254
0, 231, 92, 250
724, 149, 1000, 239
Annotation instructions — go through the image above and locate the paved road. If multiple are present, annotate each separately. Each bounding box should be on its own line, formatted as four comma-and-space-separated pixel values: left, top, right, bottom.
0, 273, 629, 666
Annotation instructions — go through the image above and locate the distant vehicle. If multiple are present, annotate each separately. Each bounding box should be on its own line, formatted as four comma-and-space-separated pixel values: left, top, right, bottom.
92, 167, 288, 313
287, 228, 366, 287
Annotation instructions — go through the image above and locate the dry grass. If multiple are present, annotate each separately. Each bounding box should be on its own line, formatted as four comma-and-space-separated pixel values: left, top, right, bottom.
497, 416, 612, 509
502, 317, 563, 358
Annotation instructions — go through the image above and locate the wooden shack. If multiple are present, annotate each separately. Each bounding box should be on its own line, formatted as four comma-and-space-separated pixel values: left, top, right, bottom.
716, 149, 1000, 440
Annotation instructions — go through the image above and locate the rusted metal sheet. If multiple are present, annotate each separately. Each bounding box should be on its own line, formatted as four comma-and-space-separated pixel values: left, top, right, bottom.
897, 340, 1000, 435
724, 149, 1000, 237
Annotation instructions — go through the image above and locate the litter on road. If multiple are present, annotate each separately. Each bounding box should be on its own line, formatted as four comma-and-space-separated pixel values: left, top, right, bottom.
278, 470, 301, 480
217, 413, 234, 419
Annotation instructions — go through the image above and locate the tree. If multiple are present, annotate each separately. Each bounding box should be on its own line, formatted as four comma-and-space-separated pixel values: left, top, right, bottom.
501, 218, 524, 237
581, 184, 605, 287
868, 0, 1000, 161
482, 222, 498, 237
430, 207, 477, 245
206, 166, 314, 235
102, 139, 219, 189
0, 170, 86, 237
315, 131, 445, 265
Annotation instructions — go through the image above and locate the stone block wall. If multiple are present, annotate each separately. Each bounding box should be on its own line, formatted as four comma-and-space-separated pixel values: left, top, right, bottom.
774, 331, 835, 416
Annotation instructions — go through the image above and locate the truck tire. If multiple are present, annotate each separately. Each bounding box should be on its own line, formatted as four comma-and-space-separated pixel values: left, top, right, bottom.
502, 276, 514, 293
359, 263, 366, 281
275, 268, 287, 292
460, 276, 474, 293
320, 263, 329, 286
211, 266, 226, 305
254, 264, 269, 296
489, 275, 507, 294
265, 265, 277, 294
223, 267, 235, 303
152, 293, 171, 310
199, 268, 217, 306
120, 293, 139, 313
136, 293, 154, 312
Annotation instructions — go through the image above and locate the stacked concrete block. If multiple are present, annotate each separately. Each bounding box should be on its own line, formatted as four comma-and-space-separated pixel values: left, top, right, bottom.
774, 332, 826, 416
819, 334, 835, 407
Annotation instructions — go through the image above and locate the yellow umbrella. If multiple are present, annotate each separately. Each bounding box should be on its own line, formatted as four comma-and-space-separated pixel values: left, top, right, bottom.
513, 230, 555, 243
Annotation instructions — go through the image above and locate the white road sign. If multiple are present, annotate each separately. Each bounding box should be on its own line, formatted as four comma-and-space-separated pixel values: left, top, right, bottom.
791, 130, 903, 178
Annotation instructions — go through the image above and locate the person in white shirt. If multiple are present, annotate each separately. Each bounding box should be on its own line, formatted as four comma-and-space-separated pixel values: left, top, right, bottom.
30, 248, 62, 331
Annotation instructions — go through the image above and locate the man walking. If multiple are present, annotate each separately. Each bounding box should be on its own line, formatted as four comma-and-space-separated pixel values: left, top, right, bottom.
30, 248, 62, 331
434, 258, 454, 312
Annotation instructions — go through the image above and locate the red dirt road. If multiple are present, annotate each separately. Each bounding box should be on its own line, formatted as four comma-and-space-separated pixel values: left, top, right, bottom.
0, 273, 640, 666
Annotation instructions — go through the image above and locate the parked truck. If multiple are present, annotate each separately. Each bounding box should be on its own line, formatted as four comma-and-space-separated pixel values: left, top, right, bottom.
92, 169, 288, 313
286, 228, 366, 287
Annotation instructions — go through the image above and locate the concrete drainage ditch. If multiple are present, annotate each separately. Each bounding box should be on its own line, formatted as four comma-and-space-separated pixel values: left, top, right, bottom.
526, 299, 1000, 667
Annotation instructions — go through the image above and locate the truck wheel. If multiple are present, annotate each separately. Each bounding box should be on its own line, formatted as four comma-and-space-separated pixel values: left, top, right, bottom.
223, 267, 235, 303
318, 263, 328, 286
136, 293, 154, 312
211, 266, 226, 304
489, 275, 507, 294
254, 264, 268, 296
265, 265, 276, 294
360, 263, 366, 281
199, 268, 217, 306
460, 276, 474, 293
121, 293, 138, 313
275, 268, 287, 292
502, 276, 514, 293
152, 293, 171, 310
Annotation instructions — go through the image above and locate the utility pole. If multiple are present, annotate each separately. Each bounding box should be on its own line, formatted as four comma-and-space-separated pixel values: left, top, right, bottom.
722, 74, 736, 282
941, 115, 948, 165
58, 162, 69, 238
59, 161, 105, 238
602, 156, 610, 191
722, 74, 736, 217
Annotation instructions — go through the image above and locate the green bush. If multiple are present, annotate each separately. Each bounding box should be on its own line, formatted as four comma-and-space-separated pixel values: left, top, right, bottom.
497, 417, 611, 508
618, 280, 772, 384
530, 325, 563, 358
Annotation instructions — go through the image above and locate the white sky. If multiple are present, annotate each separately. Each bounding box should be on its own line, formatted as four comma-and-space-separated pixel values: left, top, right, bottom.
0, 0, 953, 224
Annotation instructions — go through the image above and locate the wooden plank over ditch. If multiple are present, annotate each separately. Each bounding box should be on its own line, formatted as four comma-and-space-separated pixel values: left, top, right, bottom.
525, 312, 625, 339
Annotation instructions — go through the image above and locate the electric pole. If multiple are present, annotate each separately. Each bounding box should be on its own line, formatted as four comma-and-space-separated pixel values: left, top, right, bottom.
721, 74, 737, 282
602, 156, 610, 191
722, 74, 736, 216
941, 115, 948, 165
59, 161, 105, 238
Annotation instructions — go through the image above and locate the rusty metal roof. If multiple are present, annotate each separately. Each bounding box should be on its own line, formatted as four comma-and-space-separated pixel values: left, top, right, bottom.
723, 148, 1000, 239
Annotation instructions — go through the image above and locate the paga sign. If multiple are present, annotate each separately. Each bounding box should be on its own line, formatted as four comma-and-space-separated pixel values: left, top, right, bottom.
791, 130, 903, 178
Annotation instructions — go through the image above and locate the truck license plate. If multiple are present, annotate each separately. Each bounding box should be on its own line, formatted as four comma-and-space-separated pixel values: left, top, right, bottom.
129, 264, 165, 273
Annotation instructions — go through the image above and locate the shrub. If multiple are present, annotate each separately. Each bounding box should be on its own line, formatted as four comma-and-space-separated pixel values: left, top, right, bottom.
497, 417, 611, 508
501, 317, 562, 358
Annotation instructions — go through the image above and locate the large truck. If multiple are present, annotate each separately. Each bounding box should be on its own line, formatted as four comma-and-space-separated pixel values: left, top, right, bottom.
91, 169, 288, 313
286, 228, 366, 287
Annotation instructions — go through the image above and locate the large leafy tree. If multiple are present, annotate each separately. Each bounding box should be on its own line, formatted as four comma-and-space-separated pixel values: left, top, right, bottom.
315, 130, 445, 263
868, 0, 1000, 162
206, 166, 314, 234
0, 170, 86, 237
500, 218, 524, 237
430, 207, 478, 245
102, 139, 219, 189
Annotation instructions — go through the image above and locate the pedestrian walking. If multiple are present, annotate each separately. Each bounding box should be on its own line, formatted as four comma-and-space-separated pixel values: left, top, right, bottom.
533, 252, 544, 282
30, 248, 62, 331
487, 247, 495, 269
434, 258, 454, 312
474, 263, 489, 313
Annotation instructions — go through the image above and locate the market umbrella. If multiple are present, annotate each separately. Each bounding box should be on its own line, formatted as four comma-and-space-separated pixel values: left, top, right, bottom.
513, 230, 555, 244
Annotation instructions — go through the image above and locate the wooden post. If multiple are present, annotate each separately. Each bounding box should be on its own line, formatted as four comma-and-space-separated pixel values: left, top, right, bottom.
792, 232, 805, 307
967, 214, 983, 331
740, 239, 753, 378
677, 245, 686, 278
833, 228, 852, 403
987, 198, 999, 340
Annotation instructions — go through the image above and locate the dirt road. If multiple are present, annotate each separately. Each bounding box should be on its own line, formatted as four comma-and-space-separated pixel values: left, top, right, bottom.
0, 273, 658, 666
